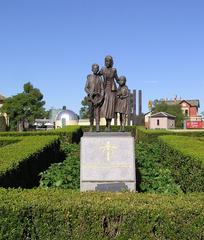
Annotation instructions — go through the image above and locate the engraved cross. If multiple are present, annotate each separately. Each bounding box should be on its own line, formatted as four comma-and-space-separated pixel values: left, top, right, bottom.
100, 141, 117, 161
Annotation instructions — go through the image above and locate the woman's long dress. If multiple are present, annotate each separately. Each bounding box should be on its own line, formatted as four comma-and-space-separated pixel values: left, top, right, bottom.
100, 67, 118, 119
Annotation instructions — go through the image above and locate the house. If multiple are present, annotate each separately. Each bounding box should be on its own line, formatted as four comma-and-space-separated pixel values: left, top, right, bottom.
149, 112, 176, 130
157, 99, 200, 119
157, 99, 203, 129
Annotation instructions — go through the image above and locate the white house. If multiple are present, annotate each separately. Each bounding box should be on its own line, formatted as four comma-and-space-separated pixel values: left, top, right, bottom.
149, 112, 176, 129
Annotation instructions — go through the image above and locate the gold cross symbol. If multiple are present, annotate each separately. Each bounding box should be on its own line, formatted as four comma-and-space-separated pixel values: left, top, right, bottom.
100, 141, 117, 161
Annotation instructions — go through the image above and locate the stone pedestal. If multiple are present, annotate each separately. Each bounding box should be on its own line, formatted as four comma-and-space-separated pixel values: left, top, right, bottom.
80, 132, 136, 192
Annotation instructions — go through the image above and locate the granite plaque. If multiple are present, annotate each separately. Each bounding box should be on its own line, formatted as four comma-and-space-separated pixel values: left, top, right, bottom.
80, 132, 136, 191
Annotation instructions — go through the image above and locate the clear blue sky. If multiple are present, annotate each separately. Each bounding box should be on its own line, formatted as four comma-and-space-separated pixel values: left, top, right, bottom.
1, 0, 204, 115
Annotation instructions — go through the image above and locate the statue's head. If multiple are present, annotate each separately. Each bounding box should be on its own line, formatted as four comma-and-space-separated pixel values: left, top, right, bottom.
119, 76, 126, 86
105, 55, 113, 68
92, 63, 99, 74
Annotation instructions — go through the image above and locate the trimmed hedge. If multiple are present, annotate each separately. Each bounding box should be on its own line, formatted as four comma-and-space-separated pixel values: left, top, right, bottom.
0, 189, 204, 239
0, 125, 82, 143
137, 126, 204, 143
158, 135, 204, 192
137, 128, 204, 192
0, 137, 20, 148
0, 135, 64, 188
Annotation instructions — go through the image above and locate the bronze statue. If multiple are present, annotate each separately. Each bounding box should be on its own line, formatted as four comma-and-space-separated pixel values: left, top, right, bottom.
85, 63, 104, 132
99, 55, 119, 131
115, 76, 129, 132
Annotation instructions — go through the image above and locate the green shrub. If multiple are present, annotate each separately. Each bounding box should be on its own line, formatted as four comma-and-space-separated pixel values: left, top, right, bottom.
137, 126, 204, 143
136, 127, 204, 192
0, 188, 204, 240
137, 127, 169, 143
0, 135, 64, 188
39, 144, 80, 189
136, 142, 182, 193
0, 137, 20, 148
0, 125, 82, 143
0, 126, 83, 188
158, 135, 204, 192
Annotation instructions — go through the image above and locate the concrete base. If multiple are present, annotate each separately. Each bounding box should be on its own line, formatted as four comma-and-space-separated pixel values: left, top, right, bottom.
80, 132, 136, 192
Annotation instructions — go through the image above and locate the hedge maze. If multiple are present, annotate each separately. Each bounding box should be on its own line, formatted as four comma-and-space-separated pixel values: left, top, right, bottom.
0, 126, 204, 239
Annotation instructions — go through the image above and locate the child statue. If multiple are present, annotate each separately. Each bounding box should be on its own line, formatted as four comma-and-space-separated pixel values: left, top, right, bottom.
115, 76, 129, 132
85, 63, 104, 132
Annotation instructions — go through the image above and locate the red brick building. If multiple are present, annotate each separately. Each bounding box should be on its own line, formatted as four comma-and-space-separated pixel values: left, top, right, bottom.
158, 99, 202, 128
179, 100, 200, 119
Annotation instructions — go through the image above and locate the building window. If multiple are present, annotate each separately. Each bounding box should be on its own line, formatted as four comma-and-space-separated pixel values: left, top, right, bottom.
157, 119, 160, 126
185, 110, 188, 117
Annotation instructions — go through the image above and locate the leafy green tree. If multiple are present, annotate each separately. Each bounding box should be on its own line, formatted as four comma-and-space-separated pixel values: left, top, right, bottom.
0, 82, 46, 131
153, 101, 184, 128
79, 96, 89, 119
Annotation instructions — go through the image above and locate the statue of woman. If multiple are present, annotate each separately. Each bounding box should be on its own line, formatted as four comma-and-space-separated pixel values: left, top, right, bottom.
100, 55, 119, 131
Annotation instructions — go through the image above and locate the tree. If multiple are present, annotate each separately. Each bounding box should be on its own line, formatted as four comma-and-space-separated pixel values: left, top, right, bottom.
0, 82, 46, 131
0, 116, 6, 131
79, 96, 89, 119
153, 101, 184, 128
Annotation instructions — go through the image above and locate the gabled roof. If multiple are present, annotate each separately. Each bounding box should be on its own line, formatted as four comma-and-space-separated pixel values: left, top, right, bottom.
150, 112, 176, 118
157, 99, 200, 108
180, 100, 200, 108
